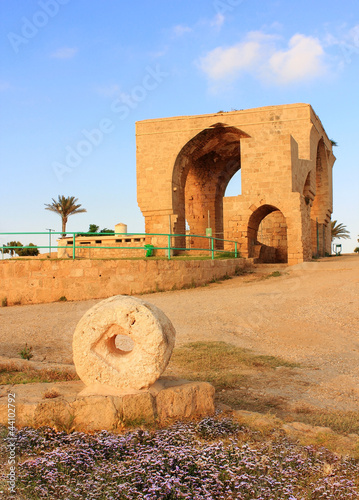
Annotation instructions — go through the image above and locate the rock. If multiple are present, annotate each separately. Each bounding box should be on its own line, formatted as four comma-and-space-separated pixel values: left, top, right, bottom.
153, 379, 215, 421
71, 396, 119, 432
72, 295, 176, 391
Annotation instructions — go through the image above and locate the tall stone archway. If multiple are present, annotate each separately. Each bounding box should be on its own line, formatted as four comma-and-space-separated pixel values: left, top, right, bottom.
172, 124, 249, 249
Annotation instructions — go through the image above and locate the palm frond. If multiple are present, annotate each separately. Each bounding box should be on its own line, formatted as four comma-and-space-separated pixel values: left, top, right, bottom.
331, 220, 350, 240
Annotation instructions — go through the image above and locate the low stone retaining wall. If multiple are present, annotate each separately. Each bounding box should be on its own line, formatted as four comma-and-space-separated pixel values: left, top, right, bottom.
0, 258, 249, 306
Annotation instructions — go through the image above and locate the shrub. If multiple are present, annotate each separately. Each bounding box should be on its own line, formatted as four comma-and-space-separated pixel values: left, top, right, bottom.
19, 344, 33, 361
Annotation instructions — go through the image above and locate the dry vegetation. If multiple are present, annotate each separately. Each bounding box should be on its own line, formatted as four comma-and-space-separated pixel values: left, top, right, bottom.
0, 361, 79, 385
166, 341, 359, 457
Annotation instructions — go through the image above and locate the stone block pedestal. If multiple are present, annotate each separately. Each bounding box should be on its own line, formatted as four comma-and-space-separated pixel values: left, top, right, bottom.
0, 378, 215, 432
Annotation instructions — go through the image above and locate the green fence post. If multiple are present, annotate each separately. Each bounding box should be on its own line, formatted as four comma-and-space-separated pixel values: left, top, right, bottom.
73, 234, 76, 260
211, 237, 214, 260
168, 234, 171, 260
235, 242, 238, 258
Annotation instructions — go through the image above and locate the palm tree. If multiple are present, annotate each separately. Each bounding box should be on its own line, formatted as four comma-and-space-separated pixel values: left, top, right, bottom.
331, 220, 350, 241
45, 196, 87, 236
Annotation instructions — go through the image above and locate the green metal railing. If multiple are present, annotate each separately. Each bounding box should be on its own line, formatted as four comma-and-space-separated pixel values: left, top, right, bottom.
0, 232, 240, 261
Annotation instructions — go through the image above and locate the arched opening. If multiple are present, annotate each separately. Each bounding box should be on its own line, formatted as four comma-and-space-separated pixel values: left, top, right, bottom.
172, 123, 249, 250
247, 205, 288, 263
311, 139, 329, 257
224, 168, 242, 197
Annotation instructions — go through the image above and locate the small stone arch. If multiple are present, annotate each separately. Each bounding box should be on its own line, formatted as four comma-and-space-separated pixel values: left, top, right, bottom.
247, 204, 288, 263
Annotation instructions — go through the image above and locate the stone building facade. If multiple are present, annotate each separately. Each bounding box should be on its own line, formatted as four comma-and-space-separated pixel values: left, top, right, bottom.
136, 104, 335, 265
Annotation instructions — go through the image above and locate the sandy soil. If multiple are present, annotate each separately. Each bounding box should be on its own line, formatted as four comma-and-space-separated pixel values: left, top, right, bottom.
1, 255, 358, 412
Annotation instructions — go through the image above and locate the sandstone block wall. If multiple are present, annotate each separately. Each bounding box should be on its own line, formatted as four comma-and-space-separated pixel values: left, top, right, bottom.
0, 258, 248, 306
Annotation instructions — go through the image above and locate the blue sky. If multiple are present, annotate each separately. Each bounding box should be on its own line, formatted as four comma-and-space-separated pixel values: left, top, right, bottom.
0, 0, 358, 253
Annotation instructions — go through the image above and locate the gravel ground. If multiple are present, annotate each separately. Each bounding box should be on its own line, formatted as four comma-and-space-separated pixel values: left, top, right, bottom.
1, 255, 358, 412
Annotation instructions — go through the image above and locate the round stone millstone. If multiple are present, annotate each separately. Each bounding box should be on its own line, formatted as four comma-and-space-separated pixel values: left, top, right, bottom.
72, 295, 176, 391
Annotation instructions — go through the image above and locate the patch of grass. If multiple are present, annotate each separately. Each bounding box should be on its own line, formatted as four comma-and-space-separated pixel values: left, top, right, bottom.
58, 296, 67, 302
172, 341, 297, 371
260, 270, 283, 280
53, 412, 76, 434
181, 279, 197, 289
0, 362, 79, 385
290, 407, 359, 435
221, 390, 287, 414
214, 252, 241, 259
1, 297, 7, 307
234, 266, 253, 276
208, 274, 232, 284
169, 341, 298, 392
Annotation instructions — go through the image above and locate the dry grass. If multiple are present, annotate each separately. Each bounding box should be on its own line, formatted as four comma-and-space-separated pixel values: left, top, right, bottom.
167, 341, 359, 456
168, 341, 299, 416
290, 405, 359, 435
0, 361, 79, 385
169, 341, 298, 390
43, 388, 61, 399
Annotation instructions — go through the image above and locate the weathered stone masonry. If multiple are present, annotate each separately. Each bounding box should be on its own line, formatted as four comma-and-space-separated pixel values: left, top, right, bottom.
136, 103, 335, 265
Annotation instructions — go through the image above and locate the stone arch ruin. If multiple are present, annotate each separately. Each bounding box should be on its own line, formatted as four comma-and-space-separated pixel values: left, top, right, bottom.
136, 104, 335, 265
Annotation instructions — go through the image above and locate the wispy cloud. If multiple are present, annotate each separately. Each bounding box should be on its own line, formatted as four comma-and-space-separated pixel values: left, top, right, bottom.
324, 24, 359, 65
95, 84, 121, 98
51, 47, 78, 59
210, 13, 225, 29
172, 24, 192, 37
198, 31, 328, 86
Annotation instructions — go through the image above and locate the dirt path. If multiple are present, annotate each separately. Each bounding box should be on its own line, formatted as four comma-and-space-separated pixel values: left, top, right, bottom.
1, 255, 358, 412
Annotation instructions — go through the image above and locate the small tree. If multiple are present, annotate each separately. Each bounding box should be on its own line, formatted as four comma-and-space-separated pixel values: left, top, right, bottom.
45, 196, 87, 236
88, 224, 100, 234
17, 243, 39, 257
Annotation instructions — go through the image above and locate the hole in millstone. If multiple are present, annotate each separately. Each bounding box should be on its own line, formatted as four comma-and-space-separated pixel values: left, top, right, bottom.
93, 324, 135, 359
114, 334, 134, 353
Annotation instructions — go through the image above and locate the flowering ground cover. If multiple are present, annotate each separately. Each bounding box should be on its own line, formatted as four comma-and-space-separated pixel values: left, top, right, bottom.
1, 416, 358, 499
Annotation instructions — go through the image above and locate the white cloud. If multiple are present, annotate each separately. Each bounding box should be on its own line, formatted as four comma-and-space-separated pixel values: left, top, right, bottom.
210, 13, 225, 29
198, 32, 276, 80
198, 31, 327, 85
96, 84, 121, 98
268, 34, 325, 84
199, 42, 260, 80
172, 24, 192, 37
51, 47, 78, 59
